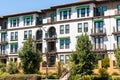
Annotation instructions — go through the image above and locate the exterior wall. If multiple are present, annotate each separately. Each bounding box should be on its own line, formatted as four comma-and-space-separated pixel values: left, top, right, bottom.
0, 0, 120, 74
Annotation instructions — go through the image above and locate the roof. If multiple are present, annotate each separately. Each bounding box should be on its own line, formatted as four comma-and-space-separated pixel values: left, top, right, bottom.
3, 10, 40, 18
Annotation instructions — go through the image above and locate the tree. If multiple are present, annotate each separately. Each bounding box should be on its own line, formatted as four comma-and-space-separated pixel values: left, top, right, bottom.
115, 45, 120, 69
70, 34, 96, 76
19, 36, 42, 74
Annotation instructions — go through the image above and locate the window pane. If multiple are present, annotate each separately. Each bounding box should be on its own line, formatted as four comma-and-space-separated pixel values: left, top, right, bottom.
87, 8, 89, 16
118, 4, 120, 10
60, 12, 62, 20
29, 30, 32, 36
60, 55, 64, 63
15, 32, 18, 40
63, 11, 67, 19
11, 32, 14, 40
13, 20, 16, 27
81, 8, 85, 17
84, 22, 88, 32
65, 55, 69, 63
60, 25, 64, 34
24, 31, 27, 39
65, 25, 69, 34
78, 23, 82, 32
77, 9, 80, 18
65, 39, 70, 49
102, 7, 107, 12
60, 40, 64, 49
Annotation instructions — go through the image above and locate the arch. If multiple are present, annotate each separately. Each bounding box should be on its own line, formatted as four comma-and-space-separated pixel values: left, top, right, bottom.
48, 27, 56, 38
36, 30, 43, 40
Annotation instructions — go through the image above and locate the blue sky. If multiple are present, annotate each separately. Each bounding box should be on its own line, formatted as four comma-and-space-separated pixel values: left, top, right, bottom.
0, 0, 77, 16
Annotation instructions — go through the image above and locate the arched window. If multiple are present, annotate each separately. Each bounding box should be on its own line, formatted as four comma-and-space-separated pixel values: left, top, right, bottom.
36, 30, 42, 40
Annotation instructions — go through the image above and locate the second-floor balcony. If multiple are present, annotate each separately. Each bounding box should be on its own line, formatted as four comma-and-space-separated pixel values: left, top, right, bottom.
92, 44, 107, 53
0, 38, 8, 45
0, 50, 8, 58
90, 28, 106, 37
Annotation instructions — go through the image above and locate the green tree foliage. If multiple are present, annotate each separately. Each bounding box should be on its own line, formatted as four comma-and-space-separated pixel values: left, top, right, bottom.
102, 56, 110, 69
115, 45, 120, 69
70, 34, 96, 76
19, 36, 42, 74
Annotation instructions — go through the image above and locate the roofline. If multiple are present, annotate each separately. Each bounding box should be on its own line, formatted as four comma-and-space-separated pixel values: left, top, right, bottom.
3, 10, 40, 18
49, 0, 109, 9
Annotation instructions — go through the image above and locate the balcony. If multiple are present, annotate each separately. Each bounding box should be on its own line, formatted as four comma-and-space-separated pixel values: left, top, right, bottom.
47, 17, 57, 24
0, 50, 8, 58
115, 10, 120, 15
112, 27, 120, 35
0, 38, 8, 45
47, 42, 57, 55
92, 44, 107, 53
90, 28, 106, 37
44, 35, 57, 42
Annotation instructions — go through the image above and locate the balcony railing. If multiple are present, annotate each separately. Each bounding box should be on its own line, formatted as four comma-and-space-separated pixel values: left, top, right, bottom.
0, 50, 8, 58
92, 44, 107, 53
90, 28, 106, 37
47, 17, 57, 24
44, 35, 57, 41
0, 38, 8, 45
112, 27, 120, 35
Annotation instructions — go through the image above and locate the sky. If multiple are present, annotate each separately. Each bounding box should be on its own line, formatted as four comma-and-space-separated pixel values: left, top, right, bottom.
0, 0, 77, 16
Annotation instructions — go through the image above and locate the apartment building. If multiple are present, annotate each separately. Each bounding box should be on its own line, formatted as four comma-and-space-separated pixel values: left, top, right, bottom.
0, 0, 120, 72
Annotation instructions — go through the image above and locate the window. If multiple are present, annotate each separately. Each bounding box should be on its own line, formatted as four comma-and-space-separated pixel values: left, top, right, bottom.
117, 36, 120, 44
1, 45, 6, 54
77, 9, 80, 18
84, 22, 88, 32
60, 40, 64, 49
11, 32, 14, 40
96, 7, 101, 16
102, 7, 107, 12
10, 44, 18, 53
60, 25, 64, 34
78, 23, 82, 32
60, 55, 64, 63
51, 13, 55, 22
118, 4, 120, 11
24, 31, 27, 39
29, 30, 32, 36
60, 12, 62, 20
87, 8, 89, 16
1, 33, 7, 42
15, 32, 18, 40
65, 39, 70, 49
69, 10, 71, 19
39, 17, 43, 25
117, 20, 120, 31
11, 32, 18, 41
10, 18, 19, 27
95, 37, 104, 49
63, 11, 67, 19
13, 20, 17, 27
23, 16, 33, 26
65, 55, 69, 63
65, 24, 69, 34
95, 21, 103, 33
81, 8, 85, 17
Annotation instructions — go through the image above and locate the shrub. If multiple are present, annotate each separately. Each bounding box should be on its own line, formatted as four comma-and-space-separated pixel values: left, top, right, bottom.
112, 72, 119, 75
7, 61, 18, 74
98, 68, 108, 77
0, 62, 6, 72
102, 56, 110, 69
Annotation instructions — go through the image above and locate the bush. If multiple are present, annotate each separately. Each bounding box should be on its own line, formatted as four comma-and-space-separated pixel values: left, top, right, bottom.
102, 56, 110, 69
0, 62, 6, 72
7, 61, 18, 74
112, 72, 119, 75
98, 68, 108, 77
